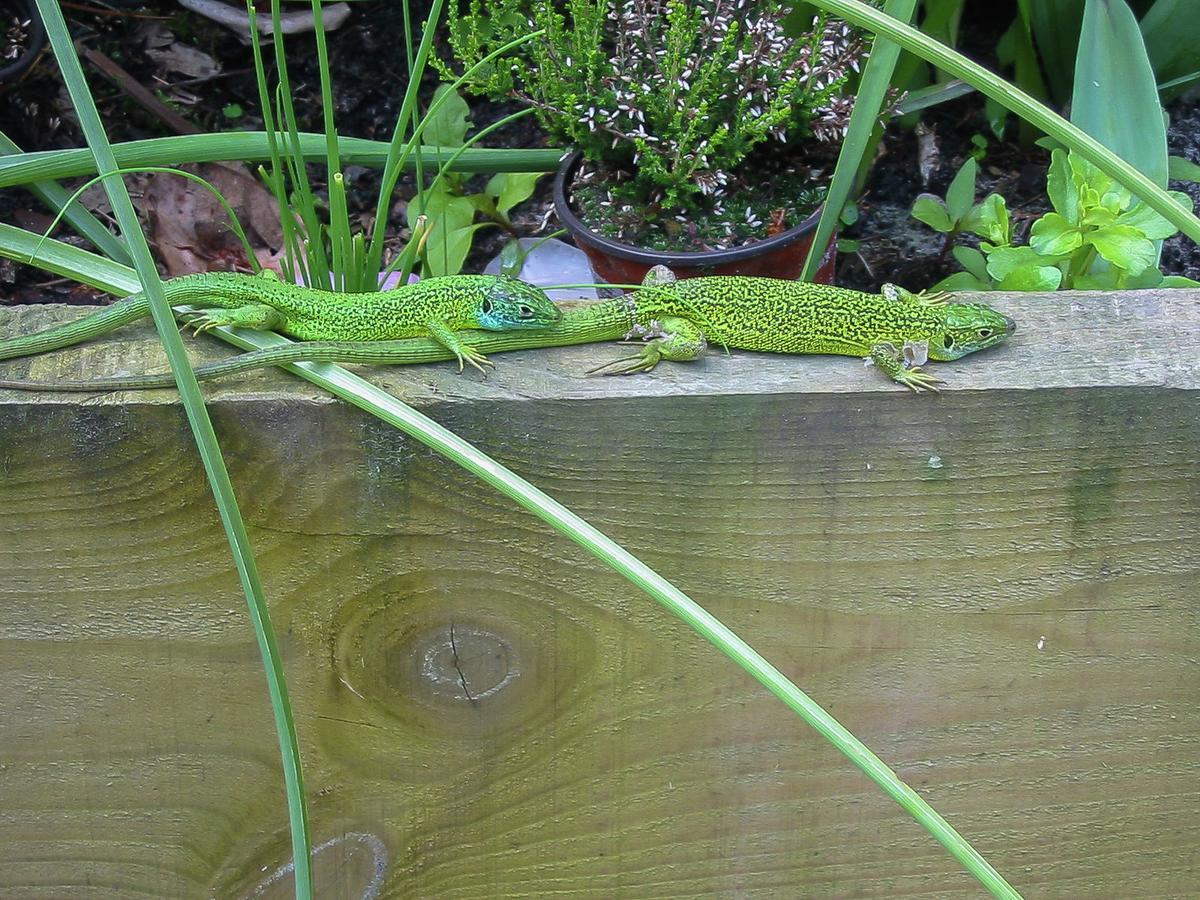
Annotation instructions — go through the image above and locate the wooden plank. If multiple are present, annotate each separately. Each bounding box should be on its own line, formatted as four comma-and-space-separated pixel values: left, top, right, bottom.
0, 290, 1198, 897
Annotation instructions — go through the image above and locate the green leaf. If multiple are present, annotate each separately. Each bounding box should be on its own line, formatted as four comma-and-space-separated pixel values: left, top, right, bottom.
1123, 266, 1167, 289
986, 244, 1058, 280
1072, 270, 1121, 290
1046, 148, 1080, 222
408, 189, 477, 275
944, 157, 977, 222
1029, 212, 1083, 257
911, 194, 953, 232
932, 270, 992, 292
1080, 205, 1117, 228
487, 171, 544, 218
1168, 154, 1200, 184
1117, 192, 1192, 240
952, 244, 990, 281
1072, 0, 1168, 195
1084, 224, 1157, 274
423, 84, 472, 148
1139, 0, 1200, 101
1025, 0, 1084, 101
499, 237, 526, 277
996, 263, 1063, 292
1161, 274, 1200, 287
961, 193, 1010, 244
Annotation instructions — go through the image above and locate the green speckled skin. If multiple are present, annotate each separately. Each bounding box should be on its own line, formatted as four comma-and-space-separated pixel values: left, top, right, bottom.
629, 277, 1011, 361
0, 271, 560, 362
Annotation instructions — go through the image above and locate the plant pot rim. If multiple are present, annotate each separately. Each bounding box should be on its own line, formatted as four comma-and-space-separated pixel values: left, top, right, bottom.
552, 151, 824, 267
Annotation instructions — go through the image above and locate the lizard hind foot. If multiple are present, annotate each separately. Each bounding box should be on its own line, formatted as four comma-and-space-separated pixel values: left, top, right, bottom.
585, 344, 665, 377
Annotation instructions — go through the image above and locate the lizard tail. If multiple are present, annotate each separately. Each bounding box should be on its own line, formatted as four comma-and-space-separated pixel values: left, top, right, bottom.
0, 292, 152, 361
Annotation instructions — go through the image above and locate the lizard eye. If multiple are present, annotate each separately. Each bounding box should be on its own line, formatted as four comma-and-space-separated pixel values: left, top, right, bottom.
978, 328, 993, 339
518, 304, 534, 318
482, 298, 493, 314
943, 334, 955, 350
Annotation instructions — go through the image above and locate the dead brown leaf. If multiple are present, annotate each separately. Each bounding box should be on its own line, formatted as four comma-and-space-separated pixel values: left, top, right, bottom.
143, 163, 284, 276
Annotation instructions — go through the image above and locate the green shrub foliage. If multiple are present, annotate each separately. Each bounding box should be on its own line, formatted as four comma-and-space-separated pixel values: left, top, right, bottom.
439, 0, 867, 213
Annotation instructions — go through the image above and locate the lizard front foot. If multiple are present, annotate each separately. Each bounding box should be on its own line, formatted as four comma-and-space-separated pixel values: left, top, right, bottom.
867, 342, 944, 393
455, 344, 494, 376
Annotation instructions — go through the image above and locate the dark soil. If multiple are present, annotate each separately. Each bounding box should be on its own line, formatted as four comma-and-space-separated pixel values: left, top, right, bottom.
1, 0, 1197, 303
570, 150, 829, 253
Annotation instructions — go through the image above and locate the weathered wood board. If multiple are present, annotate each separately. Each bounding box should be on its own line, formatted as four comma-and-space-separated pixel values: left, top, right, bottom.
0, 290, 1198, 897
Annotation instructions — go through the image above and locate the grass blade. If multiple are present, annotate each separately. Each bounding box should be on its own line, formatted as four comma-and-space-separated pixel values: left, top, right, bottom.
0, 134, 562, 189
0, 130, 131, 264
801, 0, 917, 282
29, 2, 312, 895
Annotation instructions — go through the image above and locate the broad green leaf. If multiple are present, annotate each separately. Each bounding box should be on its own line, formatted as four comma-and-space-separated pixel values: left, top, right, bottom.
499, 237, 526, 277
1161, 274, 1200, 287
987, 244, 1060, 280
1117, 192, 1192, 240
961, 193, 1010, 244
1123, 266, 1167, 289
1029, 212, 1083, 256
407, 189, 477, 275
466, 192, 499, 217
1069, 151, 1113, 198
488, 171, 545, 218
1168, 154, 1200, 184
932, 270, 992, 292
944, 157, 977, 222
1046, 148, 1080, 221
952, 244, 989, 280
1072, 270, 1122, 289
1080, 205, 1117, 228
996, 264, 1063, 292
911, 194, 953, 232
422, 84, 472, 148
1072, 0, 1168, 197
1139, 0, 1200, 100
1085, 224, 1157, 274
1024, 0, 1084, 102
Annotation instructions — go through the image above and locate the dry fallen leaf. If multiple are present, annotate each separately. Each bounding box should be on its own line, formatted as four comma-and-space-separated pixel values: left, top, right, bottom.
143, 164, 284, 276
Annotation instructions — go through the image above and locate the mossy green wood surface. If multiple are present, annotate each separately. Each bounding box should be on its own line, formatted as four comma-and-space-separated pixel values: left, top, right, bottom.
1, 292, 1199, 896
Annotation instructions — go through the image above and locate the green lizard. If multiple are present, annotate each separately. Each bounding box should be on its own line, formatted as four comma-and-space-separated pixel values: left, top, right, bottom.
0, 269, 1014, 392
0, 270, 561, 373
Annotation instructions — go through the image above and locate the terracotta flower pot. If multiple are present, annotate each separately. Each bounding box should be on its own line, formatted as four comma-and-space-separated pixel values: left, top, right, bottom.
552, 152, 837, 286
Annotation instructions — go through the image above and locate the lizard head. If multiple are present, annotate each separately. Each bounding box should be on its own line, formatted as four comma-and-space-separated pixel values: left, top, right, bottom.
927, 303, 1015, 361
477, 277, 562, 330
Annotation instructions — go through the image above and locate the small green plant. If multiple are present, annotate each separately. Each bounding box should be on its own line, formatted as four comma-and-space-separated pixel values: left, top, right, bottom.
439, 0, 868, 243
913, 149, 1199, 291
410, 85, 545, 276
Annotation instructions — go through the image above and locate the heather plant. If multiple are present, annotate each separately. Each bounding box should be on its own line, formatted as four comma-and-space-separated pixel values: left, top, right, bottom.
440, 0, 869, 236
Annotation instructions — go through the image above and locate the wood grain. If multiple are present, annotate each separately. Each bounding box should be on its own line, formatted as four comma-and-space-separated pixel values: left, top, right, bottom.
0, 290, 1198, 897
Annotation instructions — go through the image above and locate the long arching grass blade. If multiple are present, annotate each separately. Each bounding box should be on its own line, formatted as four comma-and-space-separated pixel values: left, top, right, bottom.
0, 135, 562, 189
29, 3, 312, 895
801, 0, 917, 282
